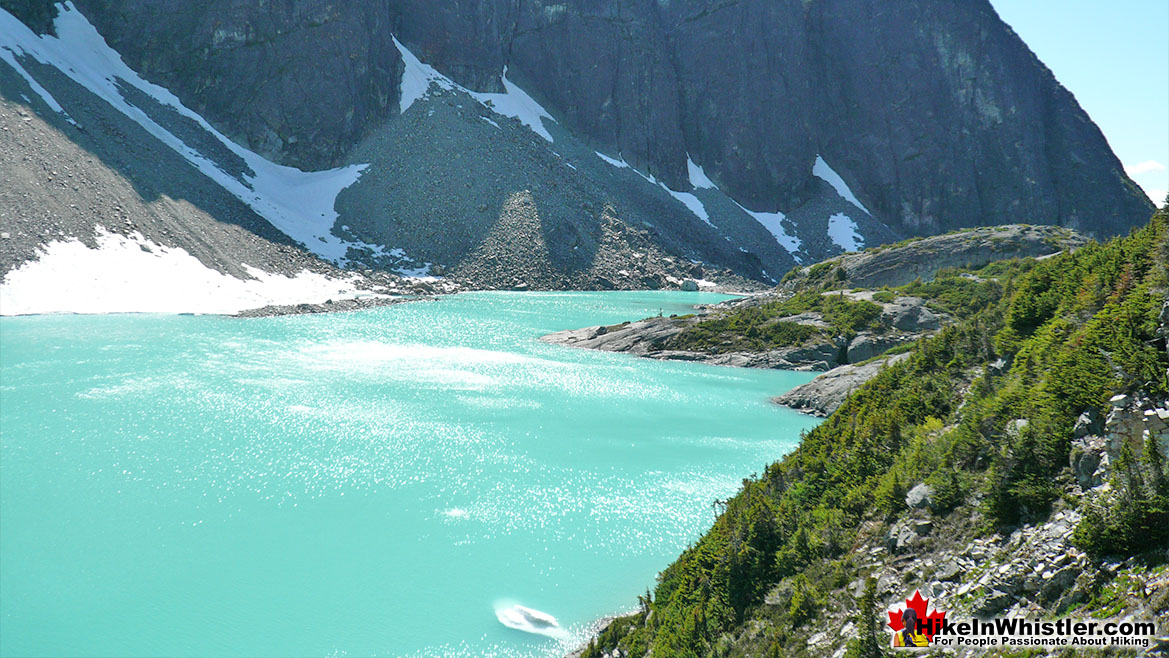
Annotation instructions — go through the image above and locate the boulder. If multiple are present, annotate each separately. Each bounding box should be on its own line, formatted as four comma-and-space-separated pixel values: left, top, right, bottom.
1039, 566, 1079, 602
775, 312, 830, 328
905, 483, 935, 510
845, 333, 914, 364
639, 275, 662, 290
1073, 410, 1101, 438
884, 298, 942, 332
973, 590, 1014, 617
1054, 573, 1094, 615
934, 561, 962, 583
886, 520, 920, 554
680, 279, 699, 291
782, 340, 846, 368
774, 353, 911, 417
1070, 435, 1109, 489
1006, 418, 1030, 437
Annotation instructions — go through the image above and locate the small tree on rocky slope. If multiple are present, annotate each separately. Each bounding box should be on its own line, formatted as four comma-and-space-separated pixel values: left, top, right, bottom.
844, 577, 885, 658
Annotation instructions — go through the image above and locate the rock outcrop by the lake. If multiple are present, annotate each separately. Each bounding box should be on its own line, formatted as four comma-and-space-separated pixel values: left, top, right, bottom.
781, 224, 1089, 291
542, 316, 849, 371
773, 353, 912, 417
231, 295, 423, 318
544, 226, 1099, 423
543, 293, 944, 373
543, 316, 692, 356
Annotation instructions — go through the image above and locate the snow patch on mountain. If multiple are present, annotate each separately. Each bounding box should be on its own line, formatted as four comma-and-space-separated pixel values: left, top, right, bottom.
388, 35, 838, 269
0, 36, 76, 125
595, 151, 713, 227
0, 3, 411, 268
667, 190, 712, 226
827, 213, 864, 252
393, 35, 456, 114
629, 150, 809, 259
392, 38, 556, 142
814, 155, 870, 215
732, 201, 803, 261
469, 67, 556, 143
0, 227, 377, 316
594, 150, 629, 169
687, 155, 716, 189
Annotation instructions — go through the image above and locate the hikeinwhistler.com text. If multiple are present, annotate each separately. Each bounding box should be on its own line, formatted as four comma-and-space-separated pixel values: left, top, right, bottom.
922, 618, 1158, 649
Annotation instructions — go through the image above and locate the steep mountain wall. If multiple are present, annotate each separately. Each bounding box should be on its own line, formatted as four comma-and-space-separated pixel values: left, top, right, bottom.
63, 0, 1152, 241
63, 0, 402, 169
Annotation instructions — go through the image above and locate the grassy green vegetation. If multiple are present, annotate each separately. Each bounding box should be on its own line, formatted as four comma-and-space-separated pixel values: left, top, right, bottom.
674, 244, 1050, 357
584, 212, 1168, 658
1072, 563, 1169, 619
665, 291, 883, 353
893, 269, 1007, 317
781, 261, 848, 286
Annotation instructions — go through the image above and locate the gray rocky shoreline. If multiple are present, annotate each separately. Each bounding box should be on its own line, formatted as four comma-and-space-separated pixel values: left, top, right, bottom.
540, 292, 945, 417
231, 294, 431, 318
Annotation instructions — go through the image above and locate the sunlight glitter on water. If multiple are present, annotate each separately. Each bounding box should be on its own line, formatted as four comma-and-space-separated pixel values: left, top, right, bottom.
0, 291, 821, 657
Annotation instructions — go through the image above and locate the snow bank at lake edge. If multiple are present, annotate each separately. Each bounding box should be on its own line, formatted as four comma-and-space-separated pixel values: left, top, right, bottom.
0, 228, 384, 316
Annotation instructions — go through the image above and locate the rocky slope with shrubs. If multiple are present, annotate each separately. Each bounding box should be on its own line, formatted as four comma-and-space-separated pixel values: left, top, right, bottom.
543, 292, 941, 372
576, 211, 1169, 658
545, 225, 1084, 415
778, 225, 1089, 291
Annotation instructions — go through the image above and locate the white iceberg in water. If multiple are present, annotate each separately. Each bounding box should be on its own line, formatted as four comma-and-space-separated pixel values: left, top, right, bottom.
495, 602, 568, 638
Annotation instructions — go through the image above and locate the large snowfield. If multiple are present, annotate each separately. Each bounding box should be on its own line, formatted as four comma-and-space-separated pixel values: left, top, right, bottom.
0, 228, 376, 316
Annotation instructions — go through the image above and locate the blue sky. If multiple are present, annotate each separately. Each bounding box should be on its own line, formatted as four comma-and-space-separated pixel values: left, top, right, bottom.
989, 0, 1168, 206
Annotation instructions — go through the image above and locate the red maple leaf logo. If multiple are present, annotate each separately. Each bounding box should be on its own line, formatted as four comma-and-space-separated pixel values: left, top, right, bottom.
887, 590, 947, 641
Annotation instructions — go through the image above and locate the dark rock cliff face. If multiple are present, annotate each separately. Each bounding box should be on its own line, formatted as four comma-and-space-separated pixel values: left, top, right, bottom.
0, 0, 56, 34
71, 0, 402, 168
51, 0, 1155, 241
804, 0, 1148, 237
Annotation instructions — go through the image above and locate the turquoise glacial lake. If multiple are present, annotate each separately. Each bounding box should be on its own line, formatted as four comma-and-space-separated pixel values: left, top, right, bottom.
0, 291, 820, 657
